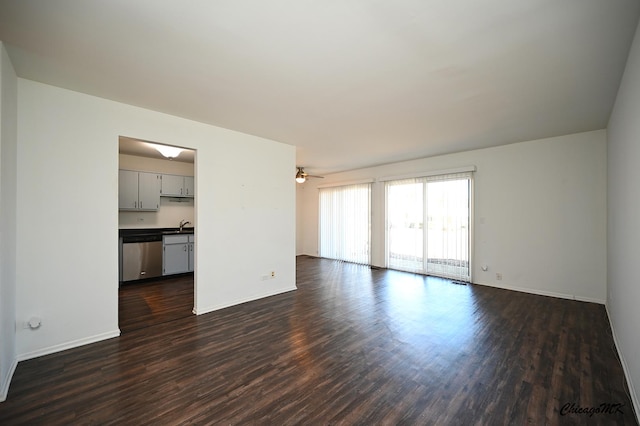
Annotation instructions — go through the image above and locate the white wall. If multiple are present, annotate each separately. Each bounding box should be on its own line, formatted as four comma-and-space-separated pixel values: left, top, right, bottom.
298, 130, 607, 303
118, 153, 195, 229
0, 42, 18, 402
607, 18, 640, 417
15, 79, 296, 359
119, 197, 195, 229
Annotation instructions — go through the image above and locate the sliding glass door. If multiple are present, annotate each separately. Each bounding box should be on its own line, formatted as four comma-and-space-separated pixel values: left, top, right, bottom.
386, 173, 472, 281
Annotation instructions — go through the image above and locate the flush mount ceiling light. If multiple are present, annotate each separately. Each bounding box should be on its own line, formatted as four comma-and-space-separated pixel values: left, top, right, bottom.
151, 143, 183, 159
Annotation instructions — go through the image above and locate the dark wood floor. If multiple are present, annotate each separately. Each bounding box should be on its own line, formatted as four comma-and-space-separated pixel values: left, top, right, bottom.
1, 256, 637, 425
118, 274, 194, 333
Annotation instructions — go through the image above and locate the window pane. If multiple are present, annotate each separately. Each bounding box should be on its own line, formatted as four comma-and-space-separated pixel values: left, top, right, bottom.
387, 180, 424, 272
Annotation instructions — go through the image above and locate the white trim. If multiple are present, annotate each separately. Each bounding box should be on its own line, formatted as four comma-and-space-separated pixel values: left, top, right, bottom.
16, 330, 121, 362
473, 280, 606, 304
316, 178, 374, 189
468, 175, 475, 283
0, 356, 18, 402
606, 304, 640, 423
194, 286, 297, 315
378, 166, 477, 182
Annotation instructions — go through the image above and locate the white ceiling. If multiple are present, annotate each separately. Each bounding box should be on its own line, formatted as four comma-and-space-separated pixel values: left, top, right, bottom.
1, 1, 639, 175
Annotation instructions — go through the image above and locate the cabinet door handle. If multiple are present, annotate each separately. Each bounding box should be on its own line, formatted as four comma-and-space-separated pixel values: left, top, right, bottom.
184, 245, 187, 251
134, 201, 137, 209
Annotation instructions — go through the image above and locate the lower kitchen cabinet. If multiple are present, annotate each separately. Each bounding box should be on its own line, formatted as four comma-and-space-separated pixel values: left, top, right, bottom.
163, 234, 195, 275
188, 235, 195, 272
163, 235, 189, 275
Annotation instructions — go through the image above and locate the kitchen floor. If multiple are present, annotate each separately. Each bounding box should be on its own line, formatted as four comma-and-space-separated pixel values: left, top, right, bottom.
118, 274, 194, 333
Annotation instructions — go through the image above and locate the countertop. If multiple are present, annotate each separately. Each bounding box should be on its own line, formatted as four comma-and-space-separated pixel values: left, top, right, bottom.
119, 227, 195, 238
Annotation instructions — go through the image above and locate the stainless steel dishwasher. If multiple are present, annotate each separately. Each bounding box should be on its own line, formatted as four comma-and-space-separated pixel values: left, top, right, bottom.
121, 234, 163, 281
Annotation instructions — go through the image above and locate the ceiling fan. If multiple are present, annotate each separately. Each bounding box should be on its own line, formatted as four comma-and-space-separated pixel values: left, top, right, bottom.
295, 167, 324, 183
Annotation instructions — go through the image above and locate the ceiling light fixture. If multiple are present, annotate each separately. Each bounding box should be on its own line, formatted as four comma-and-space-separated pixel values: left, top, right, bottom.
152, 144, 184, 159
295, 168, 306, 183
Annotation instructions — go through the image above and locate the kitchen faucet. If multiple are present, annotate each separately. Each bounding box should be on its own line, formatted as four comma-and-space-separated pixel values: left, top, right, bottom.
179, 219, 191, 232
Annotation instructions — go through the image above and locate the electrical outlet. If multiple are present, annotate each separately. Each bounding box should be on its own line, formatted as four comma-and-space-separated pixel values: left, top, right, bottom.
496, 272, 503, 281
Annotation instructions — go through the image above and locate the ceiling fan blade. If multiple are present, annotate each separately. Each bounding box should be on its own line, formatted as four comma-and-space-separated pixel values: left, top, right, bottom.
295, 167, 324, 181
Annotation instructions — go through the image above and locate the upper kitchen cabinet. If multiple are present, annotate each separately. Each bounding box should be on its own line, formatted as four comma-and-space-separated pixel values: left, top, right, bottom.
184, 176, 194, 197
119, 170, 161, 211
161, 174, 195, 198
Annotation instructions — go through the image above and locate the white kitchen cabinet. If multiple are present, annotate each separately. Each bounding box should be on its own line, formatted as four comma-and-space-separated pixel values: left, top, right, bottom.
163, 234, 190, 275
161, 174, 194, 198
119, 170, 161, 211
119, 170, 138, 209
138, 172, 161, 210
184, 176, 195, 197
160, 174, 184, 197
188, 234, 195, 272
163, 234, 195, 275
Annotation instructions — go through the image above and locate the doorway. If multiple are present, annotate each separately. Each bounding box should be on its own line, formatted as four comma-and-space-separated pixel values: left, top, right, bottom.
118, 136, 196, 331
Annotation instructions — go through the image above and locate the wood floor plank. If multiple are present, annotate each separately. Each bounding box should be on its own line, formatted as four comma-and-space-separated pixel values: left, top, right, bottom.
0, 256, 637, 425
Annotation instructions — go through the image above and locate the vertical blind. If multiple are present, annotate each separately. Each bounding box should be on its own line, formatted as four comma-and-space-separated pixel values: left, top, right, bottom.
319, 183, 371, 264
386, 172, 472, 282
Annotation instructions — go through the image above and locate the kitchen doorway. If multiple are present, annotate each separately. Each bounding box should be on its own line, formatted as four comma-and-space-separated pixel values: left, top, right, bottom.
118, 136, 196, 332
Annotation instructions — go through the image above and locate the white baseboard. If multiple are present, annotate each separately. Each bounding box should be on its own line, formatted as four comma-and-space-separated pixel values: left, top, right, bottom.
0, 356, 18, 402
194, 286, 297, 315
605, 304, 640, 423
472, 280, 606, 305
16, 329, 121, 362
